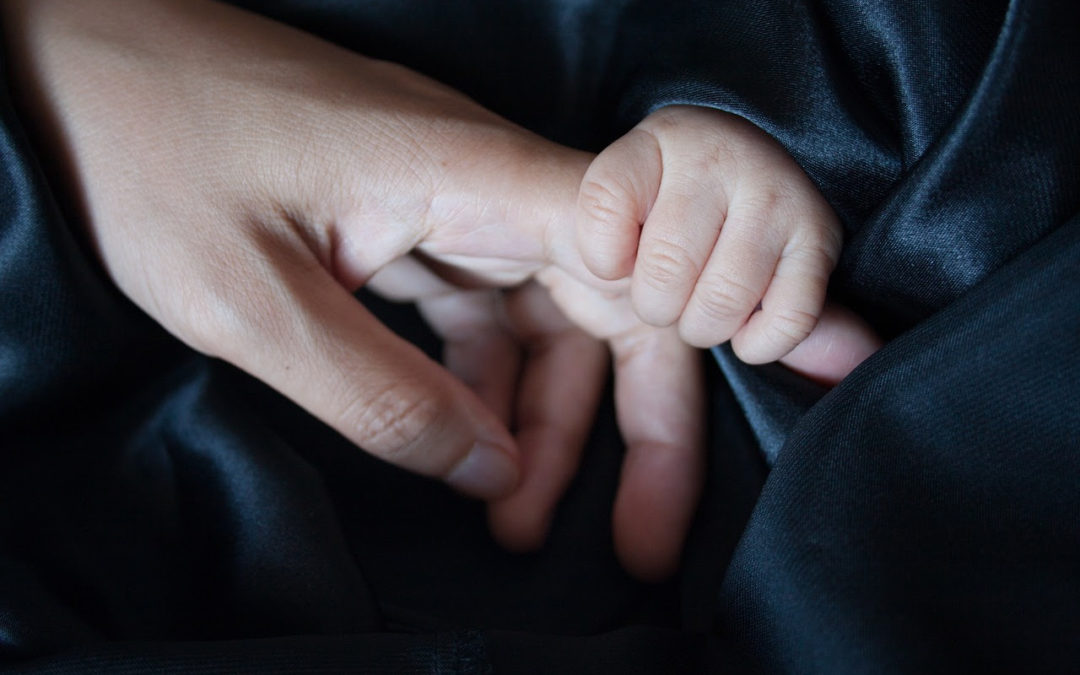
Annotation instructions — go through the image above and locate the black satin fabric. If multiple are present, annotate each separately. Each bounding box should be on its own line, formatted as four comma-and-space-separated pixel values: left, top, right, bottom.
1, 0, 1077, 672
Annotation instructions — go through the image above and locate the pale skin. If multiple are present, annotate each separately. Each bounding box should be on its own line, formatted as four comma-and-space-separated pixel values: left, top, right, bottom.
3, 0, 880, 580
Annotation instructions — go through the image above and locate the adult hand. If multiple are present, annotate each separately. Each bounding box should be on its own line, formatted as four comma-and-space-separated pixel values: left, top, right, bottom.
1, 0, 590, 498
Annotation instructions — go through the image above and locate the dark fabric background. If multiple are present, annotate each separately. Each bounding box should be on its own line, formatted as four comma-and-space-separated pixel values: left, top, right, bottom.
1, 0, 1077, 672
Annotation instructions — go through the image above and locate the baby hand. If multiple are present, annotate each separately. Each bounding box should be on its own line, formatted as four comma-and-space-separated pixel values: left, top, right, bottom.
576, 106, 843, 364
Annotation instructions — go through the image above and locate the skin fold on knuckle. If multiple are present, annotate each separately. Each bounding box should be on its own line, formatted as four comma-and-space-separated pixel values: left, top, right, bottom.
578, 175, 634, 236
729, 186, 787, 235
777, 240, 837, 292
733, 306, 818, 364
577, 178, 640, 278
339, 381, 464, 476
678, 274, 759, 347
766, 306, 819, 348
692, 273, 757, 323
806, 230, 843, 272
783, 201, 844, 269
637, 239, 700, 295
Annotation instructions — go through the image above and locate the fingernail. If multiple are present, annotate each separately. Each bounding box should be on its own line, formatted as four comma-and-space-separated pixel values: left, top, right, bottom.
446, 442, 520, 499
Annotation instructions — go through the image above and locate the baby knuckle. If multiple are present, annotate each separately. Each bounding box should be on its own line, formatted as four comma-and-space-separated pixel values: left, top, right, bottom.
694, 275, 757, 321
817, 214, 845, 251
724, 207, 777, 241
639, 241, 698, 291
767, 307, 818, 346
744, 186, 786, 220
789, 227, 843, 270
579, 177, 631, 230
812, 232, 843, 269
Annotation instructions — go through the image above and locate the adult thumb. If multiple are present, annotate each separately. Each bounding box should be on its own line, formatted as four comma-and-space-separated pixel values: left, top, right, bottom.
202, 249, 521, 500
